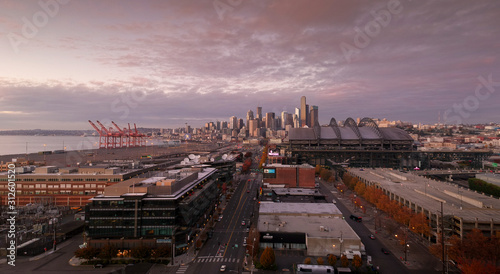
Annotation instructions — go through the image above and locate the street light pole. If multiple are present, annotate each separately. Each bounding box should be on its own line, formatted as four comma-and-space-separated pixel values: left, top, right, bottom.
250, 237, 256, 274
52, 217, 57, 251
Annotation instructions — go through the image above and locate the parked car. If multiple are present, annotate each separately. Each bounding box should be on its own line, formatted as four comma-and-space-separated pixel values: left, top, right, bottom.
381, 248, 390, 254
241, 220, 245, 226
370, 234, 375, 240
220, 265, 226, 272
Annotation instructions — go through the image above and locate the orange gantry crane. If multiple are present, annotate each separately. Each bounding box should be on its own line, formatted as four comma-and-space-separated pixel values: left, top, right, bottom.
88, 120, 146, 149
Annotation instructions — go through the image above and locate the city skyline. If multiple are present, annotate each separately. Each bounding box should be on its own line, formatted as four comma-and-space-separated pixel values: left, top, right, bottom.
1, 0, 499, 130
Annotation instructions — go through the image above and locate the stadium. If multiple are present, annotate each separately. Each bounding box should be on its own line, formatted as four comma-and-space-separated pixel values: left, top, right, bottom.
288, 117, 415, 150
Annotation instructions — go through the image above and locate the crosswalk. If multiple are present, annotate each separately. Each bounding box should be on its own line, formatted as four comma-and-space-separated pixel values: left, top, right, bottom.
176, 265, 189, 274
195, 257, 240, 263
174, 257, 241, 274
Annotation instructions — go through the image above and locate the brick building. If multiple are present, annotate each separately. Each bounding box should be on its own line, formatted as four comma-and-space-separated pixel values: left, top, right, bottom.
263, 164, 315, 188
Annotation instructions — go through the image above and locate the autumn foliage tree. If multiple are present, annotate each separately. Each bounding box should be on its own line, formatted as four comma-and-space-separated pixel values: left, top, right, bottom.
304, 257, 312, 264
74, 246, 100, 261
131, 245, 151, 261
258, 145, 269, 169
98, 244, 118, 263
352, 254, 363, 270
327, 254, 337, 266
340, 255, 349, 267
316, 257, 324, 265
260, 247, 275, 269
320, 169, 332, 182
429, 229, 499, 273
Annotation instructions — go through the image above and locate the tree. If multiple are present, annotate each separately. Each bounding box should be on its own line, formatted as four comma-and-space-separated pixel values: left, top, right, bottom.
98, 244, 118, 263
320, 169, 332, 182
152, 245, 171, 259
304, 257, 312, 264
74, 246, 100, 261
259, 247, 275, 269
316, 257, 324, 265
246, 227, 260, 259
327, 254, 337, 266
131, 245, 151, 261
315, 165, 322, 175
340, 255, 349, 267
352, 254, 362, 269
354, 181, 366, 196
460, 258, 497, 274
409, 212, 430, 236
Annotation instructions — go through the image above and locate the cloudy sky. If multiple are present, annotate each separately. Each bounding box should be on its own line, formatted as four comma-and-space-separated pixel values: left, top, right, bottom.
0, 0, 499, 130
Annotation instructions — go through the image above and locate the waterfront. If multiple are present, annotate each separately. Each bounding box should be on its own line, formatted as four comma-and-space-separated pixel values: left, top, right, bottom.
0, 135, 165, 157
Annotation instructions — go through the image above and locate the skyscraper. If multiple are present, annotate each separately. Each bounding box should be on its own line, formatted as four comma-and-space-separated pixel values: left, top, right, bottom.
246, 110, 254, 128
295, 107, 301, 127
310, 105, 319, 126
300, 96, 307, 127
305, 104, 310, 127
229, 116, 237, 129
265, 112, 275, 130
281, 111, 288, 130
256, 107, 262, 121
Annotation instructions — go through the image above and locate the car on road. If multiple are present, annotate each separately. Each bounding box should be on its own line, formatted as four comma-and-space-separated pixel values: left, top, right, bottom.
247, 190, 250, 193
370, 234, 375, 240
350, 215, 362, 222
246, 227, 250, 233
241, 220, 246, 226
381, 248, 390, 254
93, 264, 104, 268
243, 237, 247, 246
220, 265, 226, 272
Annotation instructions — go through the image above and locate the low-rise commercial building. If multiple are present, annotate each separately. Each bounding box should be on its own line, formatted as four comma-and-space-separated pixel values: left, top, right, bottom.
0, 164, 153, 206
263, 164, 315, 188
257, 202, 362, 256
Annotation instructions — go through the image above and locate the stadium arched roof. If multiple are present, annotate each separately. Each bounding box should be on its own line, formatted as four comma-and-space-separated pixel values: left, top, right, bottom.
288, 117, 414, 149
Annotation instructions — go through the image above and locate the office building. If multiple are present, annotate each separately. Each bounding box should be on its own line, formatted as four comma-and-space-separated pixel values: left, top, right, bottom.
86, 167, 219, 256
256, 107, 262, 121
310, 105, 319, 127
265, 112, 275, 130
300, 96, 307, 127
229, 116, 237, 129
246, 110, 254, 128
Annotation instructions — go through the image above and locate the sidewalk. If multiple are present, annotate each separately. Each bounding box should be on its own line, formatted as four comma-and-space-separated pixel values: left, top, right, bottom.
320, 179, 436, 271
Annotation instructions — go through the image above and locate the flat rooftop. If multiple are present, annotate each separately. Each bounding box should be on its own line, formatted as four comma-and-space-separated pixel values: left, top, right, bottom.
258, 214, 359, 239
259, 202, 342, 217
349, 168, 500, 222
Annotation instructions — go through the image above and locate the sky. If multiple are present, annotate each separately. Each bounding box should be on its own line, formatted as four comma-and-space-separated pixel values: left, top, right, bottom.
0, 0, 499, 130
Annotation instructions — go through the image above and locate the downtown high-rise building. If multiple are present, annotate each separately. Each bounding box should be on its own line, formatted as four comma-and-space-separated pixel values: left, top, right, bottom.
305, 104, 310, 127
229, 116, 237, 129
310, 105, 319, 127
295, 107, 301, 127
300, 96, 307, 127
265, 112, 275, 130
256, 106, 262, 121
246, 110, 254, 128
248, 119, 258, 137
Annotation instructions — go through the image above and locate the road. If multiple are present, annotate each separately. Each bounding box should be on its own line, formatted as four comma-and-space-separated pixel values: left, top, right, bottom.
319, 179, 444, 274
184, 172, 260, 273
